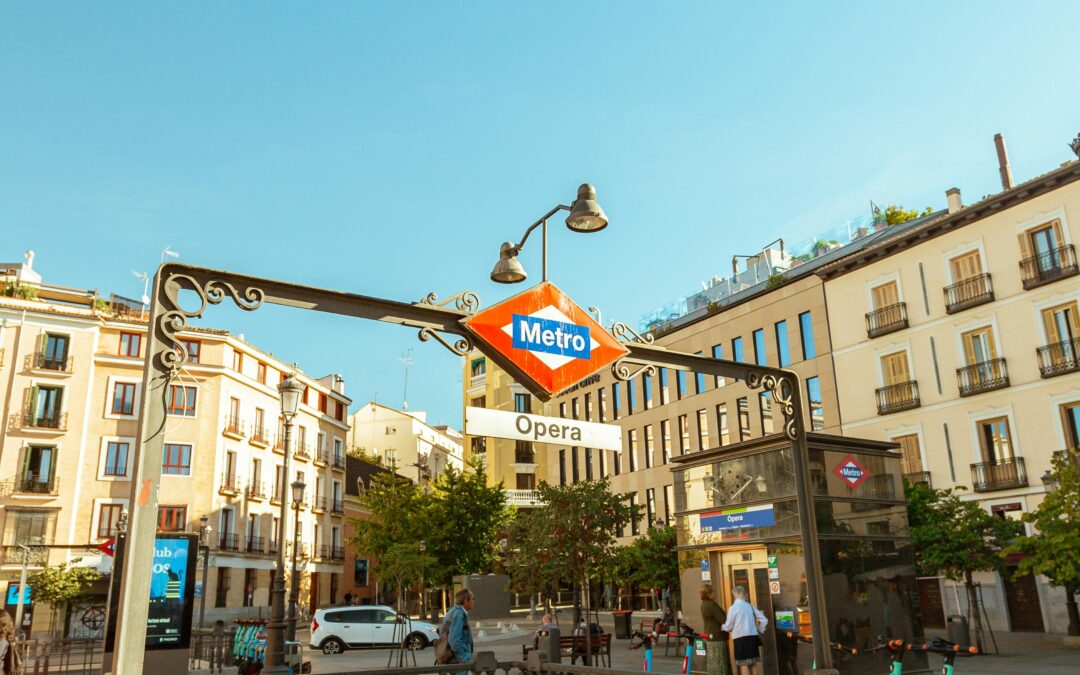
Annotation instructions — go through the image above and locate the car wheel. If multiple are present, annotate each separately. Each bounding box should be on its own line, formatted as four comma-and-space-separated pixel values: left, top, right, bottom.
405, 633, 428, 650
321, 637, 345, 655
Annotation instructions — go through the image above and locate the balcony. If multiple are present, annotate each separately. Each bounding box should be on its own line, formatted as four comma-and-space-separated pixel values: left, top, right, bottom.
317, 544, 329, 560
331, 545, 345, 561
219, 533, 240, 552
971, 458, 1027, 492
314, 448, 329, 465
16, 475, 58, 495
250, 427, 271, 447
22, 411, 67, 432
506, 489, 542, 507
28, 352, 73, 374
268, 540, 280, 555
331, 453, 346, 471
219, 473, 242, 495
273, 436, 286, 454
223, 416, 245, 440
1, 546, 49, 565
469, 371, 486, 390
875, 380, 920, 415
1020, 244, 1079, 290
294, 444, 312, 462
246, 481, 267, 501
312, 496, 327, 512
270, 488, 283, 506
246, 535, 265, 554
1037, 338, 1080, 378
944, 273, 994, 314
956, 358, 1009, 397
903, 471, 932, 487
331, 498, 344, 515
865, 302, 908, 339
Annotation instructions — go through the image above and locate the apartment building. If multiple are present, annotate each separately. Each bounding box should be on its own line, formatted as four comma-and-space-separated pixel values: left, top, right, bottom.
347, 402, 464, 483
0, 256, 350, 631
820, 156, 1080, 635
341, 455, 393, 604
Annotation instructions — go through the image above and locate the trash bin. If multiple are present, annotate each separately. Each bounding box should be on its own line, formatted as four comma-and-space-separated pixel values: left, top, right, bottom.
947, 614, 970, 646
612, 610, 633, 639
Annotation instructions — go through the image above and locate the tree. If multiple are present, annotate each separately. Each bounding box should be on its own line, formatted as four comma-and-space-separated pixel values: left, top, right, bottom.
884, 204, 933, 225
905, 482, 1020, 649
1005, 452, 1080, 635
27, 559, 102, 635
625, 525, 679, 604
425, 466, 512, 587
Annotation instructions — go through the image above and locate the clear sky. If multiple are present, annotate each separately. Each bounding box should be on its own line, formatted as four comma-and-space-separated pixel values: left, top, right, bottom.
3, 2, 1080, 428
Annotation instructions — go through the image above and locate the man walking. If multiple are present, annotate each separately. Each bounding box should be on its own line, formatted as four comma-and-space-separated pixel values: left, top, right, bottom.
445, 589, 474, 674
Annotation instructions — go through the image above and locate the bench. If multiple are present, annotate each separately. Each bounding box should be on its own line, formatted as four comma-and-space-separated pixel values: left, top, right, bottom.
522, 632, 612, 667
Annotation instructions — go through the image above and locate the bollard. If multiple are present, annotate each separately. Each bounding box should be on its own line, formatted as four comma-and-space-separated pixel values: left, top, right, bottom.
542, 626, 561, 664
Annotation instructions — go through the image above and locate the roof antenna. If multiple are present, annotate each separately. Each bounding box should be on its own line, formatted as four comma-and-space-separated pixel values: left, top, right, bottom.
399, 349, 416, 410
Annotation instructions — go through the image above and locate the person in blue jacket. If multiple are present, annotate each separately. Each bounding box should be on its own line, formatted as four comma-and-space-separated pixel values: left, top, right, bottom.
445, 588, 474, 674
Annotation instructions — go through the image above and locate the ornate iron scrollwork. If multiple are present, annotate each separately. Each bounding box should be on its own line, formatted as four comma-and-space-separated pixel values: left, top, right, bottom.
747, 373, 798, 441
610, 357, 657, 382
416, 290, 480, 315
608, 321, 654, 345
417, 327, 473, 357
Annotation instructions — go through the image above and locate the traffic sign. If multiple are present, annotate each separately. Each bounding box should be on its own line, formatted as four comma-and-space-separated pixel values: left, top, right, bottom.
463, 282, 628, 396
833, 455, 870, 489
97, 538, 116, 557
769, 581, 781, 595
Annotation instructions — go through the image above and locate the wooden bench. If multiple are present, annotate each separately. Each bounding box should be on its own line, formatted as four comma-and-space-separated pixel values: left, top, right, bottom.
522, 632, 612, 667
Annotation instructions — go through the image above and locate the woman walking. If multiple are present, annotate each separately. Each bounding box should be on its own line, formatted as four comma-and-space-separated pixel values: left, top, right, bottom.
720, 586, 767, 675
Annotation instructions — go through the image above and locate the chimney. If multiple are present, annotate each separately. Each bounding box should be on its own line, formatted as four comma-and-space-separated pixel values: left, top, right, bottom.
731, 257, 739, 275
994, 133, 1014, 190
855, 226, 870, 239
946, 188, 962, 214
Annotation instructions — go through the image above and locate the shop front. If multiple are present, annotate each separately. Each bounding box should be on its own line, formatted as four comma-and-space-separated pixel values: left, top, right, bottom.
675, 433, 929, 674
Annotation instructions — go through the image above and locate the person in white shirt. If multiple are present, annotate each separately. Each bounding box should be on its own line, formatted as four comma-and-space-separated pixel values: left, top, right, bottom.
720, 586, 768, 675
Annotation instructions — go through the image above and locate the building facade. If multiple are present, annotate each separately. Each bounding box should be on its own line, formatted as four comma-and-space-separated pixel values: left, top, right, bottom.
347, 402, 464, 484
820, 159, 1080, 634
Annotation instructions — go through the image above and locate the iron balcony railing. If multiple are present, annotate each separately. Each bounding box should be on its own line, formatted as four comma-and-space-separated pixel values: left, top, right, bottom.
317, 544, 329, 559
17, 474, 58, 494
268, 540, 279, 555
219, 533, 240, 551
902, 471, 932, 487
23, 410, 67, 431
315, 447, 330, 465
294, 444, 312, 461
865, 302, 908, 338
331, 498, 344, 514
30, 352, 74, 373
957, 358, 1009, 397
312, 496, 327, 512
971, 457, 1027, 492
944, 273, 994, 313
246, 481, 267, 500
270, 487, 284, 505
219, 473, 242, 494
332, 453, 346, 470
223, 416, 245, 437
246, 535, 265, 554
1037, 337, 1080, 377
273, 436, 286, 453
875, 380, 920, 415
250, 426, 271, 446
331, 545, 345, 560
1020, 244, 1079, 289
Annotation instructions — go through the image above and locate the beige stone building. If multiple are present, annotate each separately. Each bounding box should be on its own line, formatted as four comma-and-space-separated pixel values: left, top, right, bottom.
820, 157, 1080, 634
0, 256, 350, 632
347, 402, 463, 484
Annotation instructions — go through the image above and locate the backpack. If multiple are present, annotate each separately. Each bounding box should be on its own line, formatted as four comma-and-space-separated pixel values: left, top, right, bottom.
433, 608, 455, 665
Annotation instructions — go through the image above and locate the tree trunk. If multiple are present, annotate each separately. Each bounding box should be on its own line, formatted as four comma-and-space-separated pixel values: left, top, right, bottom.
965, 572, 983, 652
583, 572, 593, 667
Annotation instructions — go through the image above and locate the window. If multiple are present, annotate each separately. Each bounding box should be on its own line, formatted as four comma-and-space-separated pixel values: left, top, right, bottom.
559, 402, 566, 418
659, 368, 670, 404
1042, 302, 1079, 349
753, 329, 767, 366
643, 373, 653, 409
559, 450, 567, 485
613, 447, 621, 476
962, 326, 997, 366
881, 351, 911, 386
598, 388, 607, 422
256, 362, 267, 384
354, 559, 369, 586
158, 505, 187, 532
254, 407, 265, 436
627, 430, 638, 472
335, 400, 344, 421
20, 445, 56, 492
167, 385, 197, 416
629, 494, 640, 536
385, 426, 397, 435
950, 250, 983, 282
760, 392, 774, 434
678, 414, 689, 455
664, 484, 674, 525
515, 393, 531, 414
711, 344, 724, 387
516, 473, 536, 490
627, 379, 636, 414
676, 370, 687, 399
3, 510, 56, 548
695, 352, 706, 394
119, 332, 142, 357
571, 447, 580, 482
732, 337, 744, 381
871, 280, 900, 310
791, 312, 814, 362
318, 393, 328, 414
584, 393, 593, 421
1060, 402, 1080, 448
978, 416, 1014, 463
33, 385, 63, 426
612, 383, 622, 419
660, 420, 671, 464
716, 405, 730, 446
42, 333, 70, 368
274, 465, 284, 501
646, 489, 657, 529
571, 397, 579, 419
737, 397, 751, 440
585, 448, 593, 481
111, 382, 137, 415
775, 320, 790, 367
180, 339, 201, 364
1022, 219, 1066, 274
232, 349, 243, 372
599, 448, 606, 477
696, 410, 709, 451
97, 504, 124, 539
470, 358, 486, 377
893, 434, 924, 475
644, 424, 654, 469
806, 376, 824, 430
104, 441, 129, 477
162, 443, 192, 476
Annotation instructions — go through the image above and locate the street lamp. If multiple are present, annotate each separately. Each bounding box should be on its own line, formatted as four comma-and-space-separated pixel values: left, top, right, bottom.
490, 183, 608, 284
265, 373, 304, 673
198, 514, 212, 629
287, 479, 306, 644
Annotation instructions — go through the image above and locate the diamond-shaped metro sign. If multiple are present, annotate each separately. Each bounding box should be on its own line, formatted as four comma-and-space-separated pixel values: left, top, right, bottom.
464, 282, 629, 397
833, 455, 870, 489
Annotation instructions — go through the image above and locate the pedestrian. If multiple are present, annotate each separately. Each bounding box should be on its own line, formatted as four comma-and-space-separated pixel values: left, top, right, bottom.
720, 586, 767, 675
0, 612, 22, 675
699, 584, 730, 675
343, 592, 353, 606
602, 584, 614, 611
443, 589, 474, 675
662, 586, 672, 613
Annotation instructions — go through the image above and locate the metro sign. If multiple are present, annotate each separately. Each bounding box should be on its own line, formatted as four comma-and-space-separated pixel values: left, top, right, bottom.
833, 455, 870, 489
97, 538, 116, 557
464, 282, 628, 396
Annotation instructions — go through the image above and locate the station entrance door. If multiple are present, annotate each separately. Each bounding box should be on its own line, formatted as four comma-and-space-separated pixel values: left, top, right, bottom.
709, 546, 777, 674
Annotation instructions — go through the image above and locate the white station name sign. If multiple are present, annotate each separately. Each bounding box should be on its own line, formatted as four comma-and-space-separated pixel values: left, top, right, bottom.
465, 406, 622, 452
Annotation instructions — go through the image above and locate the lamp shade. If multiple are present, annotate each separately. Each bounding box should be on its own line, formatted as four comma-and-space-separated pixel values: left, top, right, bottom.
490, 242, 527, 284
277, 374, 304, 416
291, 479, 306, 504
565, 183, 608, 233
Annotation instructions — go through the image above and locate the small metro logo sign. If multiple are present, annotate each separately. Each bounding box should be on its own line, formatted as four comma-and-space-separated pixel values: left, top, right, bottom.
833, 455, 870, 489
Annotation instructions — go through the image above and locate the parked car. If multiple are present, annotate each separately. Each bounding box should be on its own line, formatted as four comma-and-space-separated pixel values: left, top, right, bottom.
310, 605, 440, 655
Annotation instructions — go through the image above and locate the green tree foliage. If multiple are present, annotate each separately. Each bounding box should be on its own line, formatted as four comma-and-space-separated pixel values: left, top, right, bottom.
1005, 452, 1080, 630
616, 525, 679, 604
425, 465, 512, 586
905, 482, 1020, 649
884, 204, 933, 225
27, 559, 102, 635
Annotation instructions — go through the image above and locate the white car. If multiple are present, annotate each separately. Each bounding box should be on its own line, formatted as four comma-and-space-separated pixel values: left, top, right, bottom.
310, 605, 440, 655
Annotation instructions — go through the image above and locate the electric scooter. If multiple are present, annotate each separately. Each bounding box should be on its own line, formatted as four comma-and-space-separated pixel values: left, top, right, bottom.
869, 636, 978, 674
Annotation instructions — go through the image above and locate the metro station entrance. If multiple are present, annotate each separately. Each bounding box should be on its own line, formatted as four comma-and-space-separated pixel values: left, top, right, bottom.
708, 546, 778, 674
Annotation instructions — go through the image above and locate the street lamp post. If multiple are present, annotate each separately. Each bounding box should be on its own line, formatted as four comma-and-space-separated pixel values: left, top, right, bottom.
287, 479, 306, 644
198, 514, 212, 629
264, 374, 304, 673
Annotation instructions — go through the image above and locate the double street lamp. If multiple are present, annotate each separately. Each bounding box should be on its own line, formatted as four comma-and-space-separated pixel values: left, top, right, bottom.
287, 479, 306, 644
264, 374, 304, 673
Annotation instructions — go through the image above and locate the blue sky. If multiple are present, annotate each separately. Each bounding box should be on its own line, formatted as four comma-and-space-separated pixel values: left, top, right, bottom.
3, 2, 1080, 428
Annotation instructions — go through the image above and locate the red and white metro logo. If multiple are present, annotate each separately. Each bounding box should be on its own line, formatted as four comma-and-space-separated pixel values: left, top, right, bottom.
464, 282, 628, 396
833, 455, 870, 489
